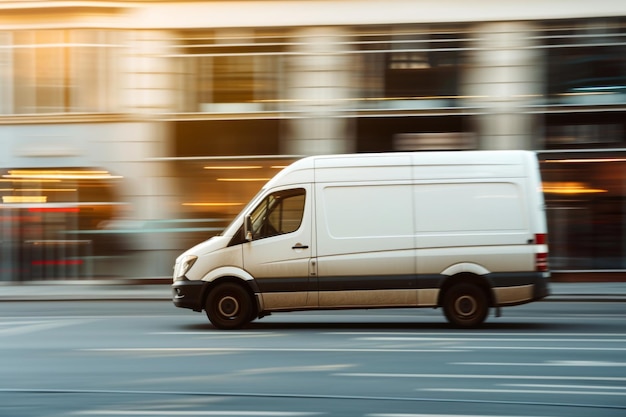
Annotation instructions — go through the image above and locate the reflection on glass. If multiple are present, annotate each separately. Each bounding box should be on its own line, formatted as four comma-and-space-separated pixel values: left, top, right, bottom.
540, 153, 626, 270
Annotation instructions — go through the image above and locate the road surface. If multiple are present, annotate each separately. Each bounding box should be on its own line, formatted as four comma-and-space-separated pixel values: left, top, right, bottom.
1, 300, 625, 416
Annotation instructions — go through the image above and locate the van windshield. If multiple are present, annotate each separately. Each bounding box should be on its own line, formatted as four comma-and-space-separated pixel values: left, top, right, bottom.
219, 187, 268, 237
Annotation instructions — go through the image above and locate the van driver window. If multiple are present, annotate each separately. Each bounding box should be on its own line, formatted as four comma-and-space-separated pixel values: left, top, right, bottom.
249, 188, 305, 240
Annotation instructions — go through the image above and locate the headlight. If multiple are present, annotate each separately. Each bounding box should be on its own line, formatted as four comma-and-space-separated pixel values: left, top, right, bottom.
173, 255, 197, 281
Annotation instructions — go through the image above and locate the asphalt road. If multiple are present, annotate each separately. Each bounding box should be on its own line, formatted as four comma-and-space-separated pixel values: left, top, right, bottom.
0, 300, 625, 417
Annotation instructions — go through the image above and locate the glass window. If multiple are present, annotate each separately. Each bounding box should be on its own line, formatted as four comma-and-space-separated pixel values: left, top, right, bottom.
539, 153, 626, 270
249, 188, 305, 240
356, 26, 465, 110
212, 55, 256, 104
544, 19, 626, 106
0, 167, 123, 281
177, 29, 284, 113
4, 29, 119, 114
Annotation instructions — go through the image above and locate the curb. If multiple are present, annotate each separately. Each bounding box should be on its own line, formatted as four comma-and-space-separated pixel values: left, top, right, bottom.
545, 295, 626, 303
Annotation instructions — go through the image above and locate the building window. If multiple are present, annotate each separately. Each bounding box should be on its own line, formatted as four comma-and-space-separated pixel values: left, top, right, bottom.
177, 30, 284, 113
1, 29, 120, 115
357, 26, 466, 110
540, 152, 626, 270
545, 19, 626, 106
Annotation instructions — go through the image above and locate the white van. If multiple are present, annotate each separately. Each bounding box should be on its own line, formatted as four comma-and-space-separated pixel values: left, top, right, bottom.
172, 151, 550, 329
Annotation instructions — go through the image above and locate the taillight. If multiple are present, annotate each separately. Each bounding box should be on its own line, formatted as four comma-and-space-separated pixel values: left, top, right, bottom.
535, 233, 548, 271
535, 233, 547, 245
536, 252, 549, 271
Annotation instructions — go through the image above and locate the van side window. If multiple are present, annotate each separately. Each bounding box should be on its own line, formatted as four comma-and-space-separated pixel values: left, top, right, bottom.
249, 188, 305, 240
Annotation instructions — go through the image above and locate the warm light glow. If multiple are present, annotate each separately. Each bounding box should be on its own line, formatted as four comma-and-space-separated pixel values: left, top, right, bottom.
28, 207, 80, 213
9, 169, 109, 175
544, 158, 626, 163
204, 166, 263, 170
182, 202, 244, 207
4, 169, 122, 180
270, 165, 288, 169
543, 182, 607, 195
216, 178, 271, 182
0, 179, 61, 183
3, 196, 48, 203
20, 188, 77, 192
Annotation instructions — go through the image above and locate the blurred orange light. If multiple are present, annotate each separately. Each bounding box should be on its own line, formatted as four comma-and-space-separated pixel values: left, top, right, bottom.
182, 202, 244, 207
3, 196, 47, 203
542, 182, 607, 195
216, 178, 270, 182
204, 166, 263, 170
4, 169, 122, 180
545, 158, 626, 164
28, 207, 80, 213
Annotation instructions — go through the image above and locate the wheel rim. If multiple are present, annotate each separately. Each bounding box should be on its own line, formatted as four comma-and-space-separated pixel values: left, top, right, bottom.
217, 295, 240, 318
455, 295, 478, 318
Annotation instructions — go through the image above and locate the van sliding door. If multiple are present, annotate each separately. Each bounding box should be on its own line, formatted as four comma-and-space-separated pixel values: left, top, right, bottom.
314, 181, 418, 308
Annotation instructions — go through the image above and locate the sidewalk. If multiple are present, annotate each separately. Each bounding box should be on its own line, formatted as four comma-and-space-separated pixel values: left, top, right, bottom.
1, 279, 626, 302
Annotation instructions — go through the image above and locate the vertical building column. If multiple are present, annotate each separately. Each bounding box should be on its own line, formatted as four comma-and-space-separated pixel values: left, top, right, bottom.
115, 30, 178, 225
0, 32, 12, 116
112, 30, 179, 276
284, 27, 355, 155
123, 30, 177, 114
463, 22, 544, 150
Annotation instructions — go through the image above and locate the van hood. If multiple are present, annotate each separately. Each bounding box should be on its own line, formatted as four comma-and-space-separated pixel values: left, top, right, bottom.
178, 235, 231, 259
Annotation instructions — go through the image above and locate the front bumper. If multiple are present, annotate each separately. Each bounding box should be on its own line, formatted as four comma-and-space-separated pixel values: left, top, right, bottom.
172, 280, 206, 311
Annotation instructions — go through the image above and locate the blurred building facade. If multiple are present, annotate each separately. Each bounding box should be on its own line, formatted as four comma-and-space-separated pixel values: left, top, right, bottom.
1, 0, 626, 280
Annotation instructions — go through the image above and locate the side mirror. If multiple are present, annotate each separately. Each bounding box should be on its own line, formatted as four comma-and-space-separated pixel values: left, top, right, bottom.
244, 215, 253, 241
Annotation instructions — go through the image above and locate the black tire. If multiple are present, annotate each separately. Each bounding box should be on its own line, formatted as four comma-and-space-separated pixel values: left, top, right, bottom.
442, 283, 489, 328
205, 282, 254, 330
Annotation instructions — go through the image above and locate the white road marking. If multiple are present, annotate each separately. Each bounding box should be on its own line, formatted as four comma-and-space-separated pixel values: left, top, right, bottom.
503, 383, 626, 390
335, 373, 626, 382
455, 360, 626, 367
0, 315, 173, 320
369, 415, 554, 417
237, 364, 354, 375
149, 332, 280, 337
326, 332, 626, 337
131, 364, 355, 385
420, 388, 626, 396
0, 319, 92, 336
79, 347, 465, 353
357, 337, 626, 343
460, 346, 626, 351
73, 411, 323, 416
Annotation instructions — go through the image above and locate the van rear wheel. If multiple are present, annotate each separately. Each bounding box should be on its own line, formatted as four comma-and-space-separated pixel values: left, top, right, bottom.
442, 283, 488, 328
205, 282, 253, 330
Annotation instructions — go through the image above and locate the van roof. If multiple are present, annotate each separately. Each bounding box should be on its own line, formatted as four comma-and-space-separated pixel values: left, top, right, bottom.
309, 150, 534, 168
266, 150, 536, 187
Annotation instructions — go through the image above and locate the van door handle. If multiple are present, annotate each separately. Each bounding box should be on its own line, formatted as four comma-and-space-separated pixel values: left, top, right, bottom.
292, 243, 309, 250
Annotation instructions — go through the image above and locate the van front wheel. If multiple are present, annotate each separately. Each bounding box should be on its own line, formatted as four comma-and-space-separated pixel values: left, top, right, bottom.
442, 283, 488, 328
205, 282, 253, 330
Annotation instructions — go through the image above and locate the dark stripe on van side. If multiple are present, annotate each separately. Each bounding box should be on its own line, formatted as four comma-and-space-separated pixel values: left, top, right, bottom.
257, 275, 441, 293
254, 272, 546, 294
256, 275, 419, 293
318, 275, 418, 291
